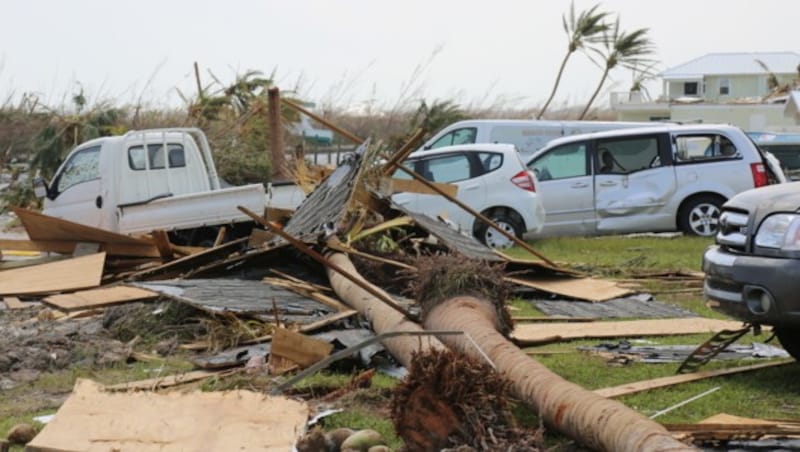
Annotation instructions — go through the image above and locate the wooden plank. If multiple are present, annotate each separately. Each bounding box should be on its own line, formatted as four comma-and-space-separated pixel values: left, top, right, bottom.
150, 230, 174, 260
270, 327, 333, 368
27, 379, 309, 451
2, 297, 35, 309
0, 252, 106, 296
13, 207, 154, 246
512, 317, 747, 345
247, 228, 274, 248
105, 369, 237, 391
506, 275, 632, 302
380, 176, 459, 197
43, 285, 158, 312
127, 237, 247, 281
0, 238, 160, 258
594, 360, 793, 398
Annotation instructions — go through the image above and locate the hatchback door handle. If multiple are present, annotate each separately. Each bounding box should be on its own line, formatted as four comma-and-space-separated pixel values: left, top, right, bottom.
463, 184, 480, 191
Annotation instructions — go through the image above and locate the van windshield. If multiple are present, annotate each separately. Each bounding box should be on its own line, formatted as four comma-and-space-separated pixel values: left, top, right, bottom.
429, 127, 476, 149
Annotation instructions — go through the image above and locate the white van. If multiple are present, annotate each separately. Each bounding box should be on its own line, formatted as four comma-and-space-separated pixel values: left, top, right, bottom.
419, 119, 659, 157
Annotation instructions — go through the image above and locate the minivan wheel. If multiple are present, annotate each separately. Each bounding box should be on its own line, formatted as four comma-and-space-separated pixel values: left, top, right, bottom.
475, 210, 523, 249
775, 328, 800, 361
679, 196, 723, 236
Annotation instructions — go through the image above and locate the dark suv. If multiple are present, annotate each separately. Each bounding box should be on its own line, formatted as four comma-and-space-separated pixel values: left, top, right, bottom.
703, 182, 800, 359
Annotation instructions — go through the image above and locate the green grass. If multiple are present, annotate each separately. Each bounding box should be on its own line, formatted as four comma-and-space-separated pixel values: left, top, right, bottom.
504, 234, 800, 429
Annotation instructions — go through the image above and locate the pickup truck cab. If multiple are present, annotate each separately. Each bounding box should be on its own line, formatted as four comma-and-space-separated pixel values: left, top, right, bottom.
34, 128, 266, 244
525, 124, 786, 237
703, 182, 800, 359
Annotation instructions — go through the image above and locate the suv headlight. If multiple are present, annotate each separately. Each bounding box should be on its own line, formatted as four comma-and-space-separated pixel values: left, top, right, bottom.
755, 214, 800, 250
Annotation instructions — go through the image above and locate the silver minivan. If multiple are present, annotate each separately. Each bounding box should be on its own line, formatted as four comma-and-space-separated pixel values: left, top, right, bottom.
525, 124, 786, 237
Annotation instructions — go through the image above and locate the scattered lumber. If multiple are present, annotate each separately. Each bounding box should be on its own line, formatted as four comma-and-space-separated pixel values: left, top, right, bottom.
43, 285, 158, 312
270, 327, 333, 368
105, 369, 239, 391
27, 379, 309, 451
594, 360, 794, 398
0, 252, 106, 296
506, 275, 633, 302
513, 317, 747, 345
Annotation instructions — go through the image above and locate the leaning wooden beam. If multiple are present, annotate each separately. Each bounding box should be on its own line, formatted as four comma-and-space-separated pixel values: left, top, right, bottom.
0, 239, 159, 258
380, 128, 425, 176
239, 206, 413, 320
388, 163, 557, 267
281, 98, 363, 145
594, 360, 793, 398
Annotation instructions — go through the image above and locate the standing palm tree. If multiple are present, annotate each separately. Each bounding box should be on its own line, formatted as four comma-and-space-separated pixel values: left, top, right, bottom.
537, 2, 610, 119
579, 18, 655, 119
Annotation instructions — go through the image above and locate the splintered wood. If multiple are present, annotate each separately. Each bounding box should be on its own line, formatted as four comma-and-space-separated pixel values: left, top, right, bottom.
512, 317, 747, 345
44, 285, 158, 312
27, 379, 309, 452
506, 275, 632, 302
0, 252, 106, 296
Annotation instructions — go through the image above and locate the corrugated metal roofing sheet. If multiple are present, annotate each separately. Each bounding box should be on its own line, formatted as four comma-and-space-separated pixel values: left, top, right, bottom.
660, 52, 800, 79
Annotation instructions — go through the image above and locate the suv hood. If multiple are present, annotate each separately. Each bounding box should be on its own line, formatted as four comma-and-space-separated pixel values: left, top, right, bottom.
725, 181, 800, 215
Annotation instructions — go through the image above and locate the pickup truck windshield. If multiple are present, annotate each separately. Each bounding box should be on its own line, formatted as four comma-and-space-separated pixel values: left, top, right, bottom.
55, 145, 101, 194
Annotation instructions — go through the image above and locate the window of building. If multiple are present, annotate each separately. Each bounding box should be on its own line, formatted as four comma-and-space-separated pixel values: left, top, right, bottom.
719, 78, 730, 96
684, 82, 698, 96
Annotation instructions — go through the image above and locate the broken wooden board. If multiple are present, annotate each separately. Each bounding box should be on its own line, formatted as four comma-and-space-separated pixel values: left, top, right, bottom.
593, 360, 793, 398
0, 238, 159, 258
512, 317, 748, 345
105, 369, 238, 391
507, 275, 632, 302
27, 379, 309, 452
665, 413, 800, 441
43, 285, 158, 312
126, 237, 248, 281
2, 296, 38, 309
271, 327, 333, 368
379, 176, 459, 197
11, 207, 159, 257
0, 252, 106, 296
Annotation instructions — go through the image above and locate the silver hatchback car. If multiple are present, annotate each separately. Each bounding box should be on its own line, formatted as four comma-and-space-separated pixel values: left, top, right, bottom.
526, 124, 785, 237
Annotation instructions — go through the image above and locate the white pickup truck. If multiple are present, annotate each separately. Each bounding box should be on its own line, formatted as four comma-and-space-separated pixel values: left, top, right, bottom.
33, 128, 280, 245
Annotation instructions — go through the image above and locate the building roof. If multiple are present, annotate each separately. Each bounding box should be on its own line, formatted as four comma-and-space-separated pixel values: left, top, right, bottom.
660, 52, 800, 80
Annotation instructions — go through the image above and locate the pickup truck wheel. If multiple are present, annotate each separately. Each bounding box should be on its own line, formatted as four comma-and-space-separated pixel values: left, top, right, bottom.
475, 209, 523, 249
679, 195, 723, 236
775, 328, 800, 360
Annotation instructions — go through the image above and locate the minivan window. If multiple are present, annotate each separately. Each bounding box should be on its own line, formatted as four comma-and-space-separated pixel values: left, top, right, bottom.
422, 154, 471, 183
596, 136, 660, 174
429, 128, 477, 149
673, 134, 739, 163
527, 142, 588, 181
56, 146, 101, 193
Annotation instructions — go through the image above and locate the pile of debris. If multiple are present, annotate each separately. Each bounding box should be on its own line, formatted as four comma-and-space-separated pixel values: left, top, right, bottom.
1, 138, 795, 451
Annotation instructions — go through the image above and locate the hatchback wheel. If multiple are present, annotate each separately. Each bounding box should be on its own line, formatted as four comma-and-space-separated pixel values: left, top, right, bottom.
679, 196, 723, 236
476, 210, 523, 249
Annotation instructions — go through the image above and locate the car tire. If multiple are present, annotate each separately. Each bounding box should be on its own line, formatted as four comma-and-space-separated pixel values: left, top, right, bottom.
475, 209, 524, 249
678, 195, 724, 237
775, 328, 800, 361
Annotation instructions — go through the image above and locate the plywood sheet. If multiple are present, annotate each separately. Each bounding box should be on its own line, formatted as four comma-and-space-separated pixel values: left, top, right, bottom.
27, 379, 309, 452
13, 207, 152, 245
271, 327, 333, 368
0, 252, 105, 295
512, 317, 746, 344
507, 275, 632, 302
44, 285, 157, 312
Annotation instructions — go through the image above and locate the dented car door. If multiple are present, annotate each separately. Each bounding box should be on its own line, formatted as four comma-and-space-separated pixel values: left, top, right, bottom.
593, 133, 677, 233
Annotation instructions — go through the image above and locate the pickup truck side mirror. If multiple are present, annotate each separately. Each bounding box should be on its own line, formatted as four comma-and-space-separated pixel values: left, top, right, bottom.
33, 176, 52, 199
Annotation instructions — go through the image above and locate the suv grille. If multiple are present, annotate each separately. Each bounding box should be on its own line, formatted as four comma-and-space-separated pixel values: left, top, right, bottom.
717, 209, 750, 252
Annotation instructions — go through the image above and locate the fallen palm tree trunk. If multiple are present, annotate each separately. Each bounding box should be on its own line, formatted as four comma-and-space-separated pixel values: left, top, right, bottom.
327, 252, 694, 450
424, 295, 695, 452
325, 252, 446, 367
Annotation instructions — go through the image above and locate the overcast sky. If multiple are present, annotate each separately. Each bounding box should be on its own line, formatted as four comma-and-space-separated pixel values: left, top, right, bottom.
1, 0, 797, 112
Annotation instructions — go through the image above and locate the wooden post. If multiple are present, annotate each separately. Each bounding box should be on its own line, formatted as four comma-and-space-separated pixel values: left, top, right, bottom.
267, 87, 289, 181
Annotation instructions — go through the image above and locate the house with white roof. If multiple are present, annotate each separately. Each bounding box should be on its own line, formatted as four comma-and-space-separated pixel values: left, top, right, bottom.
612, 52, 800, 131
